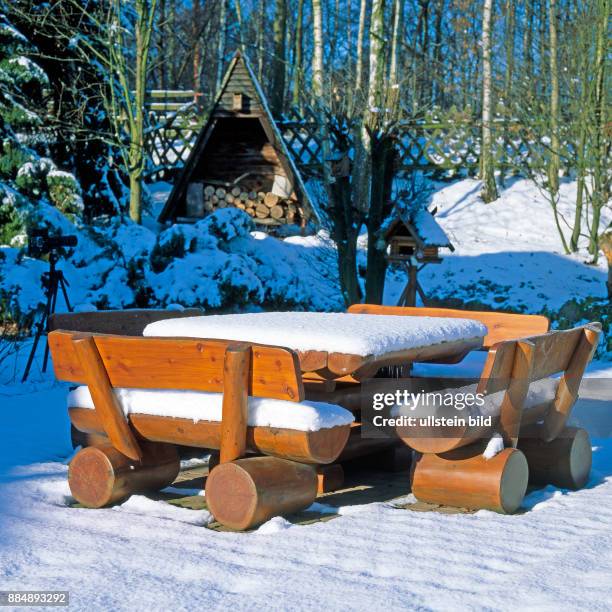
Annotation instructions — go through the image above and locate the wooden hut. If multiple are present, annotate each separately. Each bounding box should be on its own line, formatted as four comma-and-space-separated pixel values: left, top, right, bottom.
384, 207, 454, 306
158, 51, 320, 231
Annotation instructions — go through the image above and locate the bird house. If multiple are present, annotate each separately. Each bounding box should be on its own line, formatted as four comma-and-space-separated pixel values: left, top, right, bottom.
384, 207, 454, 307
384, 208, 454, 264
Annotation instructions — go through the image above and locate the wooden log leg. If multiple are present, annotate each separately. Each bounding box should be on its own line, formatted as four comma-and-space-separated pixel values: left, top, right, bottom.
69, 442, 180, 508
411, 447, 529, 514
518, 427, 592, 490
316, 464, 344, 493
205, 456, 317, 530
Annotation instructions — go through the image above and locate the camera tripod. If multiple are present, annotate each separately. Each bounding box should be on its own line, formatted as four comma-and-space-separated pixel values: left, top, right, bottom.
22, 251, 73, 382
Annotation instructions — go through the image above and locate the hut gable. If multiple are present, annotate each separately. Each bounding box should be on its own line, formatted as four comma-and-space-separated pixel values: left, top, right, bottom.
159, 51, 320, 231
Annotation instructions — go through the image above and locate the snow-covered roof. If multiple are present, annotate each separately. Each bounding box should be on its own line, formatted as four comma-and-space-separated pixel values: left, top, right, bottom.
385, 207, 454, 251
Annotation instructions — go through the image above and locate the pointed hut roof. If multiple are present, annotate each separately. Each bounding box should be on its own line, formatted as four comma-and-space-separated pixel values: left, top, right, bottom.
158, 51, 321, 226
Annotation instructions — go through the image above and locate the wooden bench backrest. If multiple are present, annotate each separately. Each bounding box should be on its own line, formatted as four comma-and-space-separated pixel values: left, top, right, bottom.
347, 304, 550, 349
478, 323, 600, 446
48, 330, 304, 402
49, 308, 204, 337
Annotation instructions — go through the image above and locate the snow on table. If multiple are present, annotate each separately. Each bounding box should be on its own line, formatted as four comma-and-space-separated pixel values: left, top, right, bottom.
144, 312, 487, 356
68, 386, 354, 432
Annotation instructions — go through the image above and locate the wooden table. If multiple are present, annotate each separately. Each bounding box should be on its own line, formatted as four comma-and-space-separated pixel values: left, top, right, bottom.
143, 311, 486, 383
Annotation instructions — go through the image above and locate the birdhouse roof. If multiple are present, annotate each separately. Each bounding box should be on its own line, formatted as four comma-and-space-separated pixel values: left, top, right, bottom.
384, 207, 454, 251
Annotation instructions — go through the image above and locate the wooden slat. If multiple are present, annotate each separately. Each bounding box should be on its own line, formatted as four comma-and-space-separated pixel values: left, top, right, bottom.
521, 326, 586, 381
220, 344, 251, 463
348, 304, 549, 349
72, 337, 143, 461
49, 331, 304, 402
498, 340, 534, 448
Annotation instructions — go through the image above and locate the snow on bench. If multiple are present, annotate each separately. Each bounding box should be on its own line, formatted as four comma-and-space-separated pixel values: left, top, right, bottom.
143, 312, 487, 356
68, 386, 355, 432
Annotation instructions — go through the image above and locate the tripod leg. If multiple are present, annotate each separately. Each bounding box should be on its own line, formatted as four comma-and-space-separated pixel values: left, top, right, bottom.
58, 275, 73, 312
22, 283, 53, 383
42, 276, 62, 373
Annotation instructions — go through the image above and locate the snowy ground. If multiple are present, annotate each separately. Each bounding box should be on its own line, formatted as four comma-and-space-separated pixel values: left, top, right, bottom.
1, 177, 611, 609
1, 338, 611, 610
385, 178, 611, 312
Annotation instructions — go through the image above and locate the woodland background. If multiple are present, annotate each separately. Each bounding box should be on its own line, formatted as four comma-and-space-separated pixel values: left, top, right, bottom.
0, 0, 609, 323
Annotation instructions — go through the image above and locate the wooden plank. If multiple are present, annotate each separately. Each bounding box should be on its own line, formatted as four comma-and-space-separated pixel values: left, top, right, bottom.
220, 344, 251, 463
72, 336, 143, 461
541, 325, 600, 441
522, 326, 586, 382
49, 331, 304, 402
69, 408, 351, 465
498, 340, 534, 448
348, 304, 549, 349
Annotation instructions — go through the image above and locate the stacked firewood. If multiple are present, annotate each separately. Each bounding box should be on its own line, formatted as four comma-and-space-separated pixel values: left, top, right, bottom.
200, 185, 301, 224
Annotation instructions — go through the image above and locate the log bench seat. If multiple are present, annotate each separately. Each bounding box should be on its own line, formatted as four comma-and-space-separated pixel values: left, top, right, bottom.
67, 386, 354, 465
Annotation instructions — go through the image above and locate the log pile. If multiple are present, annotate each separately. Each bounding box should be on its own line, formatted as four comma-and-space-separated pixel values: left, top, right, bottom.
186, 182, 303, 226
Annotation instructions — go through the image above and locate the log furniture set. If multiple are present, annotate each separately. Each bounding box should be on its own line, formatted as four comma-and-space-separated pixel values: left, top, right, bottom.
47, 306, 600, 530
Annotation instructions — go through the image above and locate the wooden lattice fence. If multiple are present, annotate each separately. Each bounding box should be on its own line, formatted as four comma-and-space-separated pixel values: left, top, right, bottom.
142, 95, 572, 183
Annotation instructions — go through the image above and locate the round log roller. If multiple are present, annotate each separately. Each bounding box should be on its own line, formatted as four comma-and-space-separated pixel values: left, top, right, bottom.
410, 447, 529, 514
69, 442, 180, 508
518, 427, 592, 490
205, 456, 317, 530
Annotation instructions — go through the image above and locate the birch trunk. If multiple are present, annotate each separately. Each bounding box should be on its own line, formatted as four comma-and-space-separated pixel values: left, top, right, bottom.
548, 0, 560, 196
216, 0, 227, 91
355, 0, 368, 94
480, 0, 498, 203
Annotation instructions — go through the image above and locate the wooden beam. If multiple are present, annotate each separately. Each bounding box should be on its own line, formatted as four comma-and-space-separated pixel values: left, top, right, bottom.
541, 325, 600, 441
72, 336, 143, 461
220, 343, 251, 464
498, 340, 534, 448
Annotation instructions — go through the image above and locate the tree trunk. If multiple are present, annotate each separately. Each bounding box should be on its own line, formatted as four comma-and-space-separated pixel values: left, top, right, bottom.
365, 138, 395, 303
216, 0, 227, 91
257, 0, 265, 81
588, 0, 609, 261
271, 0, 287, 116
192, 0, 202, 92
129, 172, 143, 224
312, 0, 362, 306
389, 0, 403, 87
501, 0, 515, 182
523, 0, 533, 95
292, 0, 304, 108
480, 0, 498, 203
548, 0, 560, 196
355, 0, 368, 95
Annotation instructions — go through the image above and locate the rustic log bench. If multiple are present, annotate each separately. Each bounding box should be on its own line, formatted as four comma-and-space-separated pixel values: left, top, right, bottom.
48, 329, 354, 530
396, 323, 601, 513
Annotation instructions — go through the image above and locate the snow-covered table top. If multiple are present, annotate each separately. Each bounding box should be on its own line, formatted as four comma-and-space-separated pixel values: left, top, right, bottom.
144, 312, 487, 357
